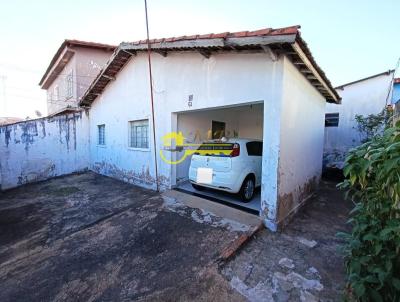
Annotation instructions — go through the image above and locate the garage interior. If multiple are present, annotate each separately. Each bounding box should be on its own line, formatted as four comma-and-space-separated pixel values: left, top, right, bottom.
173, 102, 263, 214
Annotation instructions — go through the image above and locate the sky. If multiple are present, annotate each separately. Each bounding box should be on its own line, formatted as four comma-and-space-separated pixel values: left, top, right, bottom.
0, 0, 399, 118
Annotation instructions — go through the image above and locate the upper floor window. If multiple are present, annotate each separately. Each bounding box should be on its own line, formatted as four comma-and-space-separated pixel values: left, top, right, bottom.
98, 124, 105, 145
66, 71, 73, 99
129, 120, 149, 149
325, 113, 339, 127
53, 85, 59, 101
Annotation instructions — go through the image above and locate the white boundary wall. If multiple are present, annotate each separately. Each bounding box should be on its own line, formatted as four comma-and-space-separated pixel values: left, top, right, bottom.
0, 112, 90, 190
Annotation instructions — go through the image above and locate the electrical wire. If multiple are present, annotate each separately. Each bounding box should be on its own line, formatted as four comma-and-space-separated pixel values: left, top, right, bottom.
0, 63, 101, 78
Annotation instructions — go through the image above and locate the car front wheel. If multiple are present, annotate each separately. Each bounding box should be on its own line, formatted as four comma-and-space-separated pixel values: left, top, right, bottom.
240, 177, 255, 202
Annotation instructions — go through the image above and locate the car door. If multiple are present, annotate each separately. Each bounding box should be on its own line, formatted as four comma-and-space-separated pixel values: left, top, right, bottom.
246, 141, 263, 186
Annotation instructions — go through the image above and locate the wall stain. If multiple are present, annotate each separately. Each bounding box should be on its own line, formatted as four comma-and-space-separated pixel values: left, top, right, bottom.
13, 126, 20, 144
39, 120, 46, 138
277, 176, 318, 229
17, 163, 56, 185
52, 113, 83, 151
323, 150, 346, 170
92, 161, 170, 189
20, 121, 38, 151
0, 112, 86, 190
2, 126, 12, 147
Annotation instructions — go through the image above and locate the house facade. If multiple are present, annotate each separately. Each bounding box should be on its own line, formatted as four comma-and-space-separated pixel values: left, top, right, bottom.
79, 26, 340, 231
39, 40, 115, 115
324, 70, 394, 170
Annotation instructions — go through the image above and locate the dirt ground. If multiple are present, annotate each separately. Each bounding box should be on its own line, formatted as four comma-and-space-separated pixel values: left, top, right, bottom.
0, 172, 351, 302
221, 180, 352, 301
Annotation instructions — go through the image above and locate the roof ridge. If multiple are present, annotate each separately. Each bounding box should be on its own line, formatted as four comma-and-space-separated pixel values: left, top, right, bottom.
123, 25, 301, 45
64, 39, 117, 49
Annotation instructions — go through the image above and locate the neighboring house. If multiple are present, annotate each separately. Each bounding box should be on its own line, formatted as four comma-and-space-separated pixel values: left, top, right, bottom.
39, 40, 116, 115
78, 25, 340, 231
324, 70, 394, 170
0, 117, 23, 126
392, 78, 400, 123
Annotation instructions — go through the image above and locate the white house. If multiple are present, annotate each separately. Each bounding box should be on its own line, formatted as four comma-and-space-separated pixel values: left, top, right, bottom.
324, 70, 394, 170
78, 25, 340, 231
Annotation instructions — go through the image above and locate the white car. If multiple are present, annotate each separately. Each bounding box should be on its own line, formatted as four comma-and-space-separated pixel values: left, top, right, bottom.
189, 138, 263, 201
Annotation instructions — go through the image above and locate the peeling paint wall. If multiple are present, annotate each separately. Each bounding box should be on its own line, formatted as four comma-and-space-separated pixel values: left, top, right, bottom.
324, 73, 393, 169
0, 112, 89, 190
276, 56, 326, 227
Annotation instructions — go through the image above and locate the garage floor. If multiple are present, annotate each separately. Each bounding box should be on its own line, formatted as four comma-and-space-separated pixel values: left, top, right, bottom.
176, 180, 261, 214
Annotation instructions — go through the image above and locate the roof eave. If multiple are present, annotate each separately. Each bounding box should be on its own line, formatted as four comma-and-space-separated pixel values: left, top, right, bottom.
39, 40, 116, 88
291, 36, 340, 104
335, 69, 395, 90
40, 47, 75, 89
80, 31, 339, 106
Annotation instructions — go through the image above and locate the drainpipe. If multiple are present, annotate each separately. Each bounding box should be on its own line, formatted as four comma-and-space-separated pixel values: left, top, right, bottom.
144, 0, 159, 192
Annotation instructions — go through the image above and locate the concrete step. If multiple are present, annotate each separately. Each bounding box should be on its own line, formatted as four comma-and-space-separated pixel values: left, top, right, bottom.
162, 189, 262, 229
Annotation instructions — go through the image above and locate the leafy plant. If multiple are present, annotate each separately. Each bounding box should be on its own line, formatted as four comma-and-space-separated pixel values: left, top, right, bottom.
338, 121, 400, 301
355, 107, 393, 143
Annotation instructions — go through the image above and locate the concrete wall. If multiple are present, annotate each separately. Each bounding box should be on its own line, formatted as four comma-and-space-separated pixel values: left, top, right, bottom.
276, 56, 326, 226
175, 103, 263, 182
324, 72, 393, 169
46, 47, 113, 115
0, 112, 89, 190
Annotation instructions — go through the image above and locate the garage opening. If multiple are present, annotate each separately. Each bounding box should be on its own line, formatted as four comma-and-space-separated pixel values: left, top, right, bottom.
172, 102, 263, 215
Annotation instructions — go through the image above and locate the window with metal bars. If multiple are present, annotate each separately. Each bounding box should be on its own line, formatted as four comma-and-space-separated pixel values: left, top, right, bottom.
66, 71, 73, 99
53, 85, 59, 101
129, 120, 149, 149
98, 124, 105, 145
325, 113, 339, 127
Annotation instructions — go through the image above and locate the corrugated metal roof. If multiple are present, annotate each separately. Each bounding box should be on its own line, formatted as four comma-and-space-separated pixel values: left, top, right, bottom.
79, 26, 340, 106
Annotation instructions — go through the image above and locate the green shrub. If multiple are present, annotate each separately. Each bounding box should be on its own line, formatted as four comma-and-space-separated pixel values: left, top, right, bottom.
339, 121, 400, 301
355, 107, 393, 143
